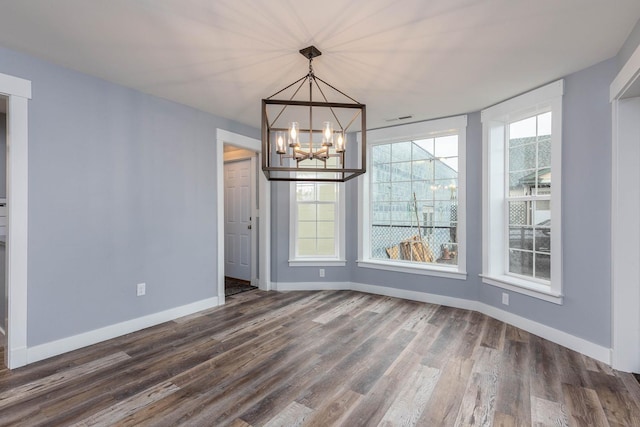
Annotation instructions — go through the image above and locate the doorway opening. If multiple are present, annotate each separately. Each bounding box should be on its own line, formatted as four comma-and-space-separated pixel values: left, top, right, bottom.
223, 145, 258, 297
216, 129, 270, 306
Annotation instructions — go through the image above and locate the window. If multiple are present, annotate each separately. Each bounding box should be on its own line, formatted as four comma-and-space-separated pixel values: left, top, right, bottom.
358, 116, 467, 279
481, 80, 563, 303
289, 158, 345, 266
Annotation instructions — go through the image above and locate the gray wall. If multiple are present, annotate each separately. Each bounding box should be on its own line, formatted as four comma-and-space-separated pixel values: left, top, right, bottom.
272, 58, 616, 348
618, 17, 640, 71
0, 46, 258, 346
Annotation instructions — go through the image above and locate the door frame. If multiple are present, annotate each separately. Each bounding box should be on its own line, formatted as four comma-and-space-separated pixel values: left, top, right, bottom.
610, 43, 640, 372
0, 72, 31, 369
223, 156, 256, 285
216, 129, 270, 305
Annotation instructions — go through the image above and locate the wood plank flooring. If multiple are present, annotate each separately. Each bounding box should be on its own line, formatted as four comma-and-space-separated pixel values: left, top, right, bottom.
1, 290, 639, 426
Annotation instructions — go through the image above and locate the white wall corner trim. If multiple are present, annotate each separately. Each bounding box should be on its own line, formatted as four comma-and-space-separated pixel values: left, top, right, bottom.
610, 58, 640, 372
26, 297, 219, 365
273, 281, 611, 365
1, 71, 31, 370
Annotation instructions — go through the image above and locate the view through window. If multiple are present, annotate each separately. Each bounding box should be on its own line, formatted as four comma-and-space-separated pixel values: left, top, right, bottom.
370, 135, 459, 266
507, 112, 552, 280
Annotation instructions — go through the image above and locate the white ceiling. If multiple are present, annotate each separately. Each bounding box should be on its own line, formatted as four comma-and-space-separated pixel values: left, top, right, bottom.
0, 0, 638, 129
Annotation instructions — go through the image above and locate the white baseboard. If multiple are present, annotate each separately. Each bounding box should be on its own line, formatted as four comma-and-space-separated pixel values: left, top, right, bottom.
350, 282, 478, 312
26, 297, 219, 365
477, 302, 611, 364
273, 281, 611, 365
273, 281, 352, 291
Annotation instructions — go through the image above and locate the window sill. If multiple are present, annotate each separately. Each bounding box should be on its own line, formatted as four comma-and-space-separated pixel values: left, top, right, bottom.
480, 274, 563, 304
289, 259, 347, 267
357, 259, 467, 280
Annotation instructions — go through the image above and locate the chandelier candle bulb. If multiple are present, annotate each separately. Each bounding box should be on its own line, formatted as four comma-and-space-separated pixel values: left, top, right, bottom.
322, 121, 334, 146
275, 131, 287, 154
336, 132, 346, 153
289, 122, 300, 147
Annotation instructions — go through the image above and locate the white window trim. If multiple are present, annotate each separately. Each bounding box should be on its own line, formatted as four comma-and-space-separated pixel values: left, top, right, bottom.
289, 181, 346, 266
357, 115, 467, 279
481, 80, 563, 304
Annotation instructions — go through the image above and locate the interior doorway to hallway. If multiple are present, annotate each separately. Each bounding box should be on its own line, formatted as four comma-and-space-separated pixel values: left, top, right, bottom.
216, 129, 270, 306
223, 144, 257, 291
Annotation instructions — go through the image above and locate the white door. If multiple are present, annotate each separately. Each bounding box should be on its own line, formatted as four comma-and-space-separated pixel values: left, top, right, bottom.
224, 159, 251, 281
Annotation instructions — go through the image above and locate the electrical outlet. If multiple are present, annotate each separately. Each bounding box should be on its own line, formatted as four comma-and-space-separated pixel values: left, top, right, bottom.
502, 292, 509, 306
319, 268, 325, 278
137, 282, 146, 296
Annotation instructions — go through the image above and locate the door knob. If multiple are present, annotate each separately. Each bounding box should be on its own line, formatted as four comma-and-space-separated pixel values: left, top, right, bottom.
247, 225, 252, 229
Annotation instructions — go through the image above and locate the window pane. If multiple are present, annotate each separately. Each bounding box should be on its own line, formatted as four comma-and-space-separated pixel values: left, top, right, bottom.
434, 135, 458, 159
509, 249, 533, 277
433, 180, 457, 201
411, 181, 433, 200
509, 201, 531, 226
534, 200, 551, 226
509, 143, 536, 171
435, 159, 457, 180
298, 222, 316, 238
391, 162, 412, 182
317, 204, 334, 221
535, 228, 551, 253
296, 184, 315, 201
538, 137, 551, 168
391, 182, 411, 202
297, 239, 316, 256
372, 202, 391, 224
535, 169, 551, 196
535, 253, 551, 280
373, 164, 390, 183
372, 144, 391, 165
538, 112, 552, 136
411, 159, 433, 180
373, 183, 391, 202
510, 116, 537, 140
509, 227, 533, 250
317, 221, 334, 238
391, 205, 411, 224
317, 238, 335, 256
413, 138, 434, 158
317, 183, 336, 202
391, 141, 412, 162
509, 170, 535, 196
298, 204, 316, 221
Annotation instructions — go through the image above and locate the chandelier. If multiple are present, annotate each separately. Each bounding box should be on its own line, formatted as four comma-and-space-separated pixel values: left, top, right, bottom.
261, 46, 366, 182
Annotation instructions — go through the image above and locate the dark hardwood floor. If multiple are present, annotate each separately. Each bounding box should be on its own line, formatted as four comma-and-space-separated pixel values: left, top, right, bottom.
1, 290, 639, 426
